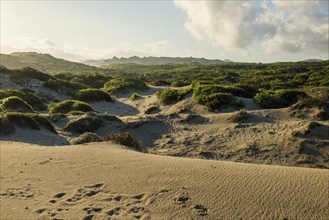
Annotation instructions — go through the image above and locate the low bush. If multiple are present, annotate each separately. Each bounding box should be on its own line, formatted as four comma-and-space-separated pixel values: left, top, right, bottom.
10, 67, 53, 81
130, 92, 141, 101
48, 100, 95, 114
254, 89, 288, 109
227, 110, 251, 123
199, 93, 233, 111
71, 132, 102, 145
0, 89, 46, 110
104, 77, 148, 94
44, 79, 90, 96
254, 89, 306, 109
193, 84, 252, 99
158, 88, 190, 105
275, 89, 307, 104
76, 88, 112, 102
0, 116, 16, 135
103, 132, 145, 152
1, 112, 56, 133
64, 114, 103, 133
70, 74, 112, 89
0, 96, 34, 112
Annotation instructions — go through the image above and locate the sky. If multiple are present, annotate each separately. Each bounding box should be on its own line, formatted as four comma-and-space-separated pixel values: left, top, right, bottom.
1, 0, 328, 63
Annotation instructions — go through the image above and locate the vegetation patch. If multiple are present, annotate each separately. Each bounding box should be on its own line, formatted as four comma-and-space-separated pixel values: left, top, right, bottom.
76, 88, 112, 102
130, 92, 141, 101
193, 85, 234, 112
54, 72, 112, 88
193, 84, 252, 99
70, 132, 102, 145
103, 132, 145, 152
64, 114, 103, 133
158, 88, 190, 105
0, 89, 46, 110
0, 112, 56, 133
0, 96, 34, 112
10, 67, 53, 82
227, 110, 251, 123
48, 100, 95, 114
254, 89, 307, 109
0, 116, 16, 135
104, 77, 148, 94
44, 79, 90, 96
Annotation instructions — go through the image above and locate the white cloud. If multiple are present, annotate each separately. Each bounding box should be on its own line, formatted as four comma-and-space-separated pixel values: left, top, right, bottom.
145, 40, 168, 52
174, 0, 329, 55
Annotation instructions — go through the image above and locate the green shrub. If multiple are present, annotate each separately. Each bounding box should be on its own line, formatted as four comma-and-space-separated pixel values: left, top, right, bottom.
10, 67, 53, 81
0, 89, 46, 110
0, 116, 16, 135
254, 89, 306, 109
193, 84, 251, 99
44, 79, 90, 96
48, 100, 95, 114
75, 88, 112, 102
254, 89, 288, 109
158, 88, 190, 105
29, 114, 57, 133
0, 96, 34, 112
200, 93, 233, 111
103, 132, 144, 152
170, 79, 188, 87
104, 77, 148, 94
130, 92, 141, 101
70, 74, 112, 89
1, 112, 56, 133
64, 114, 103, 133
71, 132, 102, 145
227, 110, 251, 123
275, 89, 307, 104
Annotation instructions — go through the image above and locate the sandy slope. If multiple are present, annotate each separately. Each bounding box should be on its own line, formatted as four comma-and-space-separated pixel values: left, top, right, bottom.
1, 141, 328, 220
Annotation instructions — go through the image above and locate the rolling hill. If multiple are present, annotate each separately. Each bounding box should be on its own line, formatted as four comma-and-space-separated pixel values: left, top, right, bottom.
83, 56, 230, 67
0, 52, 102, 74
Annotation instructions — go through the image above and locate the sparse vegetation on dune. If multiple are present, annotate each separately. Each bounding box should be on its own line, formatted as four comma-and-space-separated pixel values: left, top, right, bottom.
64, 114, 103, 133
44, 78, 90, 96
104, 77, 148, 94
54, 73, 112, 89
104, 132, 145, 152
158, 88, 190, 105
130, 92, 141, 101
48, 100, 95, 114
0, 112, 56, 133
70, 132, 102, 145
75, 88, 112, 102
254, 89, 308, 109
0, 89, 46, 111
0, 96, 34, 112
9, 67, 53, 82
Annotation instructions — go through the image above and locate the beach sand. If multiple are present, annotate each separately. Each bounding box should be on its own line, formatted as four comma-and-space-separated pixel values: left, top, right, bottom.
1, 141, 328, 219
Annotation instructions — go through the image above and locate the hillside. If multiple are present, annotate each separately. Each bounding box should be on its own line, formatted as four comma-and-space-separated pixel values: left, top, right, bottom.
0, 52, 102, 74
83, 56, 229, 66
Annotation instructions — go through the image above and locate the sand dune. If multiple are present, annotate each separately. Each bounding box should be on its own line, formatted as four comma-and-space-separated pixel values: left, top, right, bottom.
1, 141, 328, 220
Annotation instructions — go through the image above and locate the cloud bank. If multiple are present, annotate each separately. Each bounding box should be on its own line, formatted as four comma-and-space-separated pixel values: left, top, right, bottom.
174, 0, 329, 55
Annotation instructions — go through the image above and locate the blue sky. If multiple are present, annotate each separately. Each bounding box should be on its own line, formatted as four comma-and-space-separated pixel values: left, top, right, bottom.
1, 0, 328, 62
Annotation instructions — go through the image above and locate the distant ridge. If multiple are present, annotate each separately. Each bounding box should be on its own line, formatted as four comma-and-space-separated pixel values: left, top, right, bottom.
83, 56, 231, 67
0, 52, 100, 74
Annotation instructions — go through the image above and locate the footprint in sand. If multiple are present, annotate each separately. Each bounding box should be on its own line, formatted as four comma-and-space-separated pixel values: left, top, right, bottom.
34, 183, 151, 220
0, 187, 36, 199
49, 192, 67, 204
